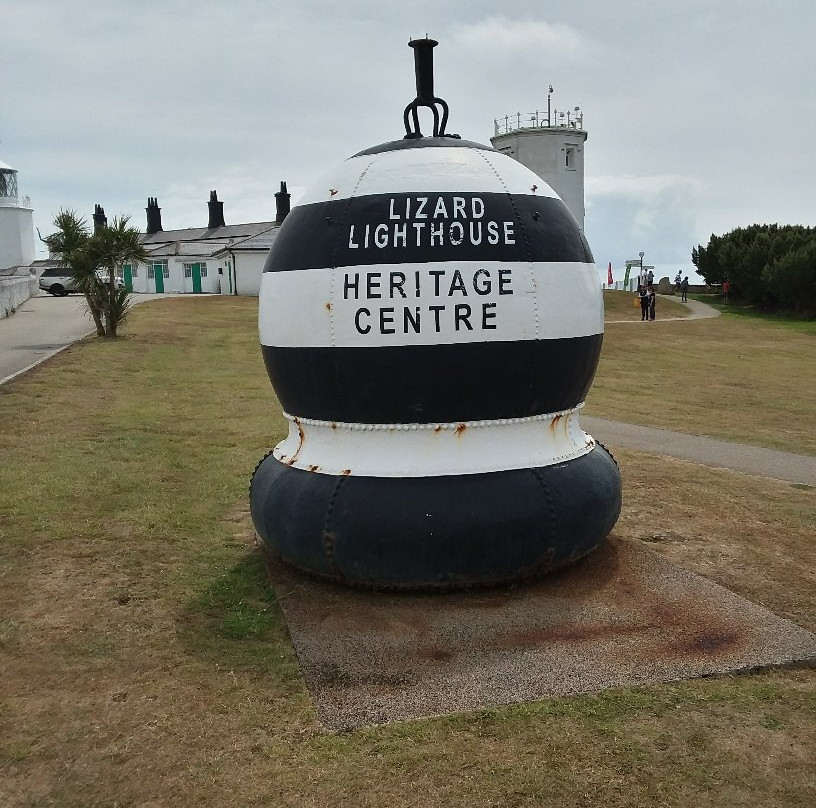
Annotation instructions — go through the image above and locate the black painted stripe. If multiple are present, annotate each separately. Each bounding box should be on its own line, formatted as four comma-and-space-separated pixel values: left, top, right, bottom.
351, 136, 496, 157
250, 444, 621, 588
261, 334, 603, 423
263, 193, 593, 273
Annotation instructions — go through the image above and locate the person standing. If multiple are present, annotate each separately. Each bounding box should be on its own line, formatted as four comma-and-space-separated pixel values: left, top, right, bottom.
648, 285, 656, 320
674, 271, 682, 291
722, 279, 731, 303
639, 285, 649, 321
680, 275, 689, 302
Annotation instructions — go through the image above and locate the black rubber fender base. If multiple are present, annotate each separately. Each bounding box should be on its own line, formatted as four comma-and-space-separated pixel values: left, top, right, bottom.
250, 445, 621, 590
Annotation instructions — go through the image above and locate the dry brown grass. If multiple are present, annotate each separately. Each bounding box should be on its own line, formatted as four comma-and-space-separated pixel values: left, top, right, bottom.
590, 292, 816, 454
1, 296, 814, 807
603, 288, 690, 320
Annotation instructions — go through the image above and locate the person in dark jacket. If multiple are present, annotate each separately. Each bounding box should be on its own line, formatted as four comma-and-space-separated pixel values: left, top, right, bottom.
639, 286, 649, 321
680, 276, 689, 302
648, 285, 656, 320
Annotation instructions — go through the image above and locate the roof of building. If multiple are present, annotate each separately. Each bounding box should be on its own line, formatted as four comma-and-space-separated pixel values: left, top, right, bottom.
139, 221, 275, 246
212, 226, 282, 255
29, 258, 62, 269
143, 240, 232, 257
139, 221, 281, 261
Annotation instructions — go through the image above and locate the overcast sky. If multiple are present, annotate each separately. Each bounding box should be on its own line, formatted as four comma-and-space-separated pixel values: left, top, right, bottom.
3, 0, 814, 278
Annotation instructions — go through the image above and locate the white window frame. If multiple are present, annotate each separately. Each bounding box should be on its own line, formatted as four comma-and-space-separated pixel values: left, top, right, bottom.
183, 262, 208, 279
147, 260, 169, 279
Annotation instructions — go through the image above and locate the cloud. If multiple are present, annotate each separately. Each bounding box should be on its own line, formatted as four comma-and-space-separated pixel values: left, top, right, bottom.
452, 16, 591, 61
586, 174, 703, 264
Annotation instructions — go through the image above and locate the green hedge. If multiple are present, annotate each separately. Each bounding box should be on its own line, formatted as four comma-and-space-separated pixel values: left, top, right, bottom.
692, 224, 816, 313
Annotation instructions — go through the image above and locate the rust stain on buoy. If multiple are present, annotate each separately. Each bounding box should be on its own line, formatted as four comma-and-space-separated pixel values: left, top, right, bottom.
285, 418, 306, 466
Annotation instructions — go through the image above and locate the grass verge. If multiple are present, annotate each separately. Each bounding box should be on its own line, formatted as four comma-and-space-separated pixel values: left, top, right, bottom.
589, 292, 816, 454
1, 296, 814, 807
688, 294, 816, 334
602, 289, 690, 320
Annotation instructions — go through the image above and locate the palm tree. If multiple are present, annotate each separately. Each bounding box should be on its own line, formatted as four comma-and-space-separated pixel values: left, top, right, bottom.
43, 210, 105, 337
86, 216, 148, 337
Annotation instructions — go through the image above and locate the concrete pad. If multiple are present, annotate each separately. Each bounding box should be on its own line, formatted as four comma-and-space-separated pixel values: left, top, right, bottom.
265, 536, 816, 732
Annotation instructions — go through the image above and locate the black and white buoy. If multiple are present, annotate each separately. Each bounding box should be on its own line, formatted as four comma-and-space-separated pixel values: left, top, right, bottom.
250, 38, 621, 589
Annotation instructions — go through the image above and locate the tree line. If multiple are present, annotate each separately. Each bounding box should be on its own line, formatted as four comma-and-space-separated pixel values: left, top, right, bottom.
692, 224, 816, 314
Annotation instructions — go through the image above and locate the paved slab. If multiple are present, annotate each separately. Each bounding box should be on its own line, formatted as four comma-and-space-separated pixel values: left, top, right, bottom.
583, 416, 816, 486
0, 292, 166, 385
0, 294, 94, 383
266, 537, 816, 731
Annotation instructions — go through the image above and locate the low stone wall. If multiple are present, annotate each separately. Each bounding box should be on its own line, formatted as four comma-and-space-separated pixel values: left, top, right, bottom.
0, 276, 39, 319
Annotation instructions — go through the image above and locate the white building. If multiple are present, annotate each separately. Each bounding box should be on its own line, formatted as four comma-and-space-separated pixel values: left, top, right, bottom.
121, 185, 288, 295
211, 227, 282, 296
0, 159, 36, 271
490, 102, 587, 230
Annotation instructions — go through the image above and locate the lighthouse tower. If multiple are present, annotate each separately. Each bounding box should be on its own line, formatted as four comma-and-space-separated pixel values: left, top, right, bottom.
0, 159, 36, 270
490, 99, 587, 231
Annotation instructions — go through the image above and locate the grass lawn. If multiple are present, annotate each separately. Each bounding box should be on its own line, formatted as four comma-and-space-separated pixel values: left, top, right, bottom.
1, 297, 814, 807
688, 294, 816, 333
602, 289, 690, 321
589, 291, 816, 455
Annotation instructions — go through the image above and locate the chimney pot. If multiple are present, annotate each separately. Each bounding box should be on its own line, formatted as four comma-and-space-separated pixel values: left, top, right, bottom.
208, 189, 226, 229
275, 181, 291, 224
146, 197, 163, 234
92, 204, 107, 232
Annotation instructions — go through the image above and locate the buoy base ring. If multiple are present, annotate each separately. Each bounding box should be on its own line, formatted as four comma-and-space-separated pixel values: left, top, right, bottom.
250, 445, 621, 590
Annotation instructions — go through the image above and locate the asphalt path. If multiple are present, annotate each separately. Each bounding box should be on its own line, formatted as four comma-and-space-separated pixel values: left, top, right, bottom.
583, 415, 816, 486
0, 293, 96, 383
2, 292, 813, 484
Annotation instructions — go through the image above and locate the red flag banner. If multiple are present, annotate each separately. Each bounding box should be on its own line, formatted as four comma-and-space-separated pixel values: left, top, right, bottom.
607, 262, 613, 285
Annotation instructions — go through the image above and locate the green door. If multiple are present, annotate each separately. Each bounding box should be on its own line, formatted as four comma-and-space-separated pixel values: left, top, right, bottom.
154, 266, 164, 293
123, 264, 133, 292
192, 263, 202, 294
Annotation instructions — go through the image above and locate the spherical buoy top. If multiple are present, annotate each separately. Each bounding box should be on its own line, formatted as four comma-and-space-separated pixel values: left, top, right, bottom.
250, 40, 621, 589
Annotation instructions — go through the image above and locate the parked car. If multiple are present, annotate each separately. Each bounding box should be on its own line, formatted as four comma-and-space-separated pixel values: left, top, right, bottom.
38, 267, 80, 296
39, 267, 125, 296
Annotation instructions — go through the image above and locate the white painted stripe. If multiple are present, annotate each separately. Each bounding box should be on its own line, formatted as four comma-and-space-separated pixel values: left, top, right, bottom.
295, 147, 560, 206
259, 261, 602, 347
273, 407, 595, 477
